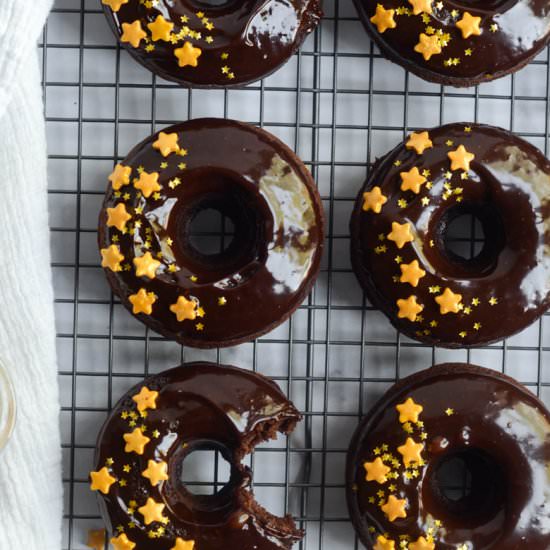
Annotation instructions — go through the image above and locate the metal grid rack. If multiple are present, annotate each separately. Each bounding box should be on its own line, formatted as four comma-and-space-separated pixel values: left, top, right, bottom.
41, 1, 550, 548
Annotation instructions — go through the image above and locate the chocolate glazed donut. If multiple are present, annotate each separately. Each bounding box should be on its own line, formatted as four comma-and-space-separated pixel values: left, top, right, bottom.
90, 362, 303, 550
350, 122, 550, 348
346, 363, 550, 549
98, 118, 324, 348
354, 1, 550, 87
100, 0, 322, 87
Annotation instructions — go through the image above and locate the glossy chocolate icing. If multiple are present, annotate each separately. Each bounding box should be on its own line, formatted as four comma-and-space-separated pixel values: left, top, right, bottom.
354, 0, 550, 87
346, 363, 550, 549
350, 123, 550, 347
93, 362, 303, 550
102, 0, 322, 87
98, 118, 324, 348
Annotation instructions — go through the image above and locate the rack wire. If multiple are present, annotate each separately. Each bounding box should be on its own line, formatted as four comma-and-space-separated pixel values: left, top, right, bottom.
41, 1, 550, 548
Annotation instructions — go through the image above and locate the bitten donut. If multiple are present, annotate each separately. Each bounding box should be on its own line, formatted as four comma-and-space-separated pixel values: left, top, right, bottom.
350, 122, 550, 348
98, 118, 324, 348
90, 362, 303, 550
100, 0, 322, 87
353, 1, 550, 87
346, 363, 550, 549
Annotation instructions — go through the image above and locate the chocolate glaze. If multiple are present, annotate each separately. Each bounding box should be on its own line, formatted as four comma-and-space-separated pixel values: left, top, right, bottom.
94, 362, 303, 549
354, 0, 550, 87
346, 363, 550, 548
98, 118, 324, 348
350, 123, 550, 347
102, 0, 322, 87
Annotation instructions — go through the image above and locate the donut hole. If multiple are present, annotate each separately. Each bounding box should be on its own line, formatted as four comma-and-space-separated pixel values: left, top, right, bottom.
429, 449, 506, 526
449, 0, 516, 10
187, 208, 236, 258
188, 0, 238, 9
180, 446, 232, 496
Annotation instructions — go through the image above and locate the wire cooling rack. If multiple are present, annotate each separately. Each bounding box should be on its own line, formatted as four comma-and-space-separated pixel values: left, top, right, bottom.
41, 1, 550, 548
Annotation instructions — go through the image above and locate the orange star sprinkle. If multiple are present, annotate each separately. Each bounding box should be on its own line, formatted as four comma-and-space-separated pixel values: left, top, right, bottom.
406, 131, 433, 155
174, 42, 202, 68
408, 0, 433, 15
133, 252, 161, 279
374, 536, 395, 550
387, 222, 414, 249
111, 533, 136, 550
397, 437, 424, 467
107, 203, 131, 231
153, 131, 180, 157
409, 536, 435, 550
397, 295, 424, 322
90, 467, 116, 494
435, 287, 462, 314
414, 33, 442, 61
400, 260, 426, 287
370, 4, 396, 33
120, 20, 147, 48
170, 538, 196, 550
142, 459, 169, 487
86, 529, 106, 550
147, 15, 174, 42
108, 164, 131, 190
123, 427, 150, 455
381, 495, 407, 522
138, 497, 167, 525
400, 166, 427, 194
363, 457, 391, 484
362, 186, 388, 213
132, 386, 158, 412
134, 170, 161, 198
101, 244, 124, 272
170, 296, 198, 322
456, 11, 482, 39
448, 145, 475, 171
396, 397, 423, 423
102, 0, 129, 11
128, 288, 157, 315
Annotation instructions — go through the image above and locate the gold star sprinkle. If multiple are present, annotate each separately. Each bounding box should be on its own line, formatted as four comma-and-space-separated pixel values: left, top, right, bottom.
445, 408, 455, 416
435, 287, 462, 314
397, 437, 424, 467
134, 171, 161, 198
138, 497, 167, 525
489, 297, 498, 305
374, 535, 395, 550
387, 222, 414, 249
111, 534, 136, 550
363, 457, 391, 484
101, 245, 124, 272
381, 495, 407, 522
448, 145, 475, 172
109, 164, 131, 190
408, 0, 433, 15
218, 296, 227, 306
133, 252, 161, 279
120, 21, 147, 48
362, 186, 388, 213
174, 42, 202, 68
409, 536, 435, 550
153, 132, 179, 157
86, 529, 106, 550
170, 296, 198, 322
128, 288, 157, 315
90, 467, 116, 494
456, 11, 482, 39
396, 397, 423, 423
123, 427, 150, 455
147, 15, 174, 42
142, 460, 169, 487
406, 131, 433, 155
132, 386, 158, 412
370, 4, 396, 33
400, 167, 427, 194
399, 260, 426, 287
170, 538, 195, 550
102, 0, 129, 11
397, 295, 424, 322
107, 203, 131, 231
414, 33, 442, 61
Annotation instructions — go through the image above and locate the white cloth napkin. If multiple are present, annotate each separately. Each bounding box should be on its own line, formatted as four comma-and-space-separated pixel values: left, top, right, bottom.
0, 0, 62, 549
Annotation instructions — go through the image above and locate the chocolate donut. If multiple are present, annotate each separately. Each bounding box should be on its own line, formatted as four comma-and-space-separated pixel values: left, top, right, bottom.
346, 362, 550, 549
354, 1, 550, 87
90, 362, 303, 550
350, 122, 550, 348
98, 118, 324, 348
100, 0, 322, 87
